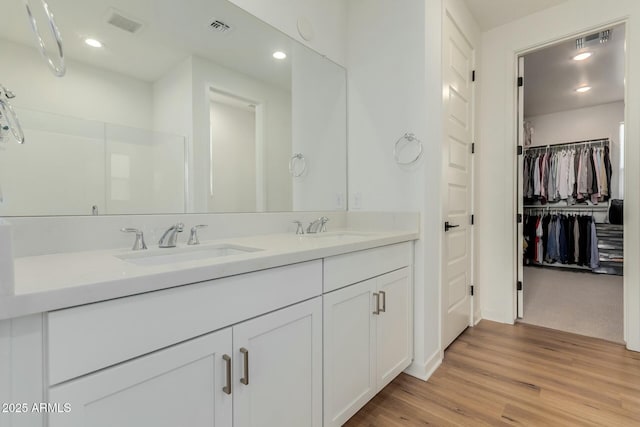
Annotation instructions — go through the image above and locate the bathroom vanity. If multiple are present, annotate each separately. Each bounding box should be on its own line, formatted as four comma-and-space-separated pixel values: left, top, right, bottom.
0, 225, 417, 427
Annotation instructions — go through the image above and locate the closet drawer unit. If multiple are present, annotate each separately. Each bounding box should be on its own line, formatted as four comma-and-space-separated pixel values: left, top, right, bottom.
323, 242, 413, 292
47, 260, 322, 386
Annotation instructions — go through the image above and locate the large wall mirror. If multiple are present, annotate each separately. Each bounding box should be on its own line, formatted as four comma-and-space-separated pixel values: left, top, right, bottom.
0, 0, 347, 216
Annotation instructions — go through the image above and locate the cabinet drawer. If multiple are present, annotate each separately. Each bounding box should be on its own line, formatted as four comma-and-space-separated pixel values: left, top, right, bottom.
47, 260, 322, 385
323, 242, 413, 292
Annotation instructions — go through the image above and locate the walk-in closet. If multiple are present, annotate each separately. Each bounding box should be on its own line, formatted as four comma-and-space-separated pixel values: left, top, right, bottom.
518, 24, 625, 343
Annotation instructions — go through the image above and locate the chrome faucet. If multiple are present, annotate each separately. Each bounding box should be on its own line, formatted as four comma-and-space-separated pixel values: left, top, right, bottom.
158, 223, 184, 248
121, 228, 147, 251
307, 217, 329, 234
187, 225, 208, 245
293, 221, 305, 235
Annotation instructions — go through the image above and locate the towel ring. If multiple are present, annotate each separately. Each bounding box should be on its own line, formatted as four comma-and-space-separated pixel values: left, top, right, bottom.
289, 153, 307, 177
0, 98, 25, 144
394, 133, 423, 165
23, 0, 66, 77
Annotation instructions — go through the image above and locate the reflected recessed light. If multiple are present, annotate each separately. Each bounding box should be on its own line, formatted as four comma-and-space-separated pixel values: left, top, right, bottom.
272, 51, 287, 60
576, 86, 592, 93
573, 52, 592, 61
84, 38, 103, 48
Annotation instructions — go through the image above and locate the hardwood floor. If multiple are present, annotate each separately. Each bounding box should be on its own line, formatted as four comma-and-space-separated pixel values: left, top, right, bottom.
345, 320, 640, 426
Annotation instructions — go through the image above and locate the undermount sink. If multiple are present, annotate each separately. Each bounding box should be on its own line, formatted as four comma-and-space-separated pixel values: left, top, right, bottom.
117, 244, 263, 266
304, 231, 374, 239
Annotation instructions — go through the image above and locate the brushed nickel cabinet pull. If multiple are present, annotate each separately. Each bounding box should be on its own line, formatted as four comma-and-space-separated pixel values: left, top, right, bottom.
380, 291, 386, 313
373, 293, 380, 315
240, 347, 249, 385
222, 354, 232, 395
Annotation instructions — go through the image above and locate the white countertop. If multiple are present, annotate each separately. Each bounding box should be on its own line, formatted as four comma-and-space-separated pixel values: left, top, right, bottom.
0, 230, 418, 320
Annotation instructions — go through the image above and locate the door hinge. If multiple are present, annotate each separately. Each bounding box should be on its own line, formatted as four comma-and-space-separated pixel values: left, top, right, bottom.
517, 213, 523, 223
518, 77, 524, 87
471, 142, 475, 154
517, 145, 523, 155
470, 214, 475, 225
472, 70, 476, 82
470, 285, 475, 296
517, 281, 523, 291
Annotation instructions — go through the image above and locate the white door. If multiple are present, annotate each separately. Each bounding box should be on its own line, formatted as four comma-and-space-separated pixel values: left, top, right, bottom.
442, 10, 475, 349
49, 328, 232, 427
517, 56, 525, 319
376, 267, 413, 389
323, 279, 377, 427
233, 297, 322, 427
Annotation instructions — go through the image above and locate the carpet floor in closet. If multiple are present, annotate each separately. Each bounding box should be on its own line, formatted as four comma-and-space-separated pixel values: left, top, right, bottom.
520, 266, 623, 343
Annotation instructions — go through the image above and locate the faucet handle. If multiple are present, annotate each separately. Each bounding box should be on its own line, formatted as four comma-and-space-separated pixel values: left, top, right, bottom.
292, 221, 304, 235
121, 228, 147, 251
188, 224, 208, 245
320, 217, 329, 233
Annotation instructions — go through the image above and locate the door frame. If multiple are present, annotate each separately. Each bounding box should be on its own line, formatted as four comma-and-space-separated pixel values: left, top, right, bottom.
512, 20, 629, 339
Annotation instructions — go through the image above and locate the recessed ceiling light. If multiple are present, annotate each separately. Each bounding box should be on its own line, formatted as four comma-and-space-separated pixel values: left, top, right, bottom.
573, 52, 592, 61
272, 51, 287, 60
576, 86, 592, 93
84, 38, 103, 48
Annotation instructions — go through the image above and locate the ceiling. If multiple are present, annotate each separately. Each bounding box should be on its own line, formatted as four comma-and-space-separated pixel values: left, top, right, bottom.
523, 24, 625, 117
0, 0, 294, 89
464, 0, 568, 31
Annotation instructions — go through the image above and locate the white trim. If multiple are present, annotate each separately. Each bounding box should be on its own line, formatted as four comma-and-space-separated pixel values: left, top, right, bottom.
403, 349, 442, 381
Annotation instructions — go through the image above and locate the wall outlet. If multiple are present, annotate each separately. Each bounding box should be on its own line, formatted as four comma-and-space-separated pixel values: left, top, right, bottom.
335, 193, 344, 209
352, 192, 362, 210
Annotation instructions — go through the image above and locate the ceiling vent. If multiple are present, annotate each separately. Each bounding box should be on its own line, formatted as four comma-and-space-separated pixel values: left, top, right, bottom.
576, 29, 611, 49
106, 9, 143, 34
210, 19, 232, 33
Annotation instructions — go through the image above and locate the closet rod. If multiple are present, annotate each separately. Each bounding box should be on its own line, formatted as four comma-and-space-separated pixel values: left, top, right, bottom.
524, 205, 609, 211
524, 137, 609, 151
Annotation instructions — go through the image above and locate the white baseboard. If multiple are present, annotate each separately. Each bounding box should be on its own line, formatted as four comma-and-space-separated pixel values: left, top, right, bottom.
480, 309, 514, 324
473, 313, 482, 326
403, 349, 442, 381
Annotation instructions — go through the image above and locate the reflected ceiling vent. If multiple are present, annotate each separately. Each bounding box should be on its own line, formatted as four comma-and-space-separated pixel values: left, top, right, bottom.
576, 29, 611, 49
106, 9, 144, 34
210, 19, 232, 33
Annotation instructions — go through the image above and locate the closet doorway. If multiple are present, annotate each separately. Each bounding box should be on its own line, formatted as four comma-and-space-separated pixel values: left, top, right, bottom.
516, 24, 626, 343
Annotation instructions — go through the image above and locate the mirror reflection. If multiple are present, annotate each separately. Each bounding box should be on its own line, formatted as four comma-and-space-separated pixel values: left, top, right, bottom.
0, 0, 346, 216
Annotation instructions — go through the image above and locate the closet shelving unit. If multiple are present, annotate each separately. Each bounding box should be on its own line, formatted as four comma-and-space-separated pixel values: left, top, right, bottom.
522, 137, 621, 275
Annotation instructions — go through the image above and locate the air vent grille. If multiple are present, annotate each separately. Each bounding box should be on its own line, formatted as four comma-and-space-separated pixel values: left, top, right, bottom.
210, 19, 232, 33
107, 10, 143, 34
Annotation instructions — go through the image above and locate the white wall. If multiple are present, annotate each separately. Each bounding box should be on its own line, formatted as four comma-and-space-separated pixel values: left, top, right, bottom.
526, 101, 624, 198
209, 101, 257, 212
291, 43, 347, 211
477, 0, 640, 351
227, 0, 347, 66
0, 39, 153, 129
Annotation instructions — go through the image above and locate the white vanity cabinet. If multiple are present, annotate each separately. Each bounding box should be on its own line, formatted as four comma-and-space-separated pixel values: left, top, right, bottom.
48, 297, 323, 427
49, 328, 234, 427
322, 243, 413, 427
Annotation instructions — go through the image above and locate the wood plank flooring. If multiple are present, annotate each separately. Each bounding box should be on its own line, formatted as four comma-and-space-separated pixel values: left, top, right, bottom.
345, 320, 640, 426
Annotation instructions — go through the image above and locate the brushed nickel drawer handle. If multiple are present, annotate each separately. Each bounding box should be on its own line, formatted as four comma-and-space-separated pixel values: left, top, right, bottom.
379, 291, 386, 313
222, 354, 232, 395
373, 293, 380, 315
240, 347, 249, 385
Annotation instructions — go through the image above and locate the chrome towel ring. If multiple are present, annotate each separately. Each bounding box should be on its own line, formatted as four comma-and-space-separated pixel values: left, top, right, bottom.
394, 133, 423, 166
23, 0, 66, 77
0, 85, 24, 144
289, 153, 307, 177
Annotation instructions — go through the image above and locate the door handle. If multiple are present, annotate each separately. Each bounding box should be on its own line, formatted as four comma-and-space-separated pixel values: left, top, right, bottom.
373, 293, 380, 315
222, 354, 232, 395
444, 221, 460, 232
240, 347, 249, 385
379, 291, 386, 313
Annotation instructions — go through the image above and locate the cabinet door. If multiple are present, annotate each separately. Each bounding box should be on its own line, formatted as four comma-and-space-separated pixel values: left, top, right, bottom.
233, 297, 322, 427
376, 267, 413, 390
48, 328, 232, 427
323, 279, 377, 427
